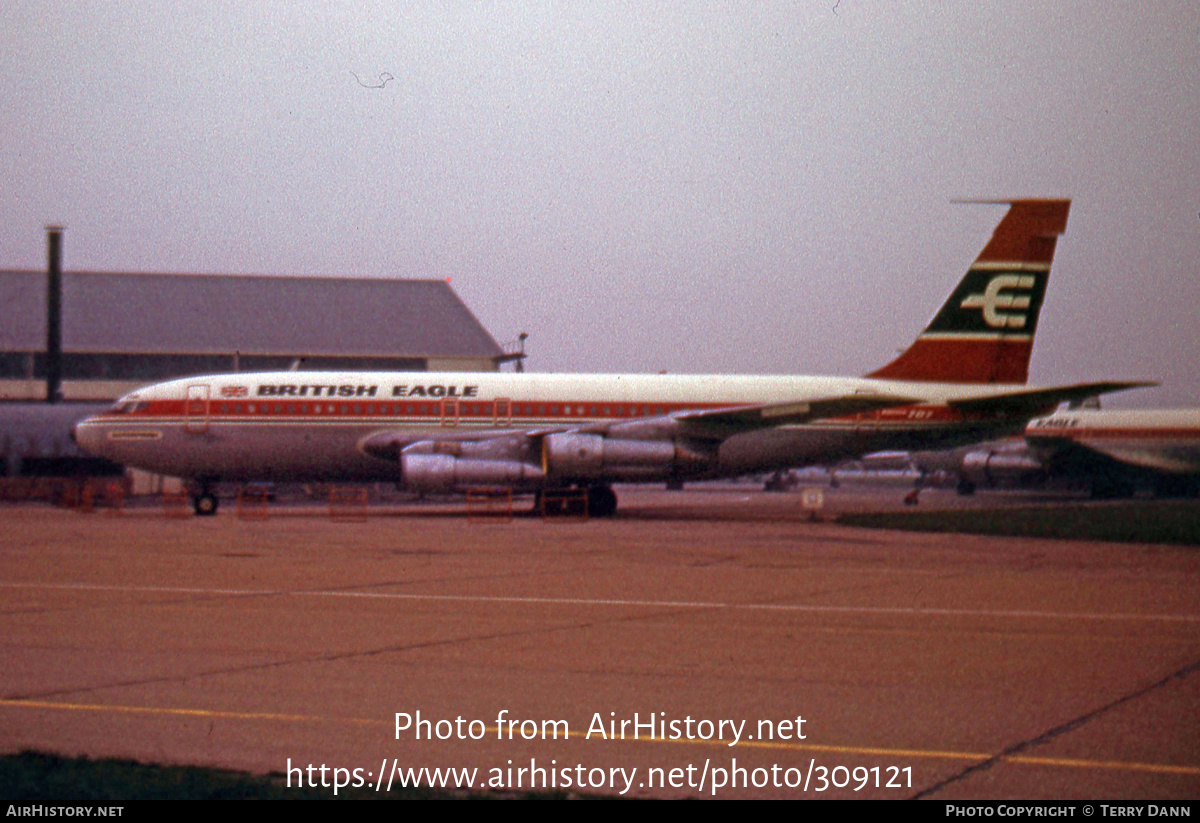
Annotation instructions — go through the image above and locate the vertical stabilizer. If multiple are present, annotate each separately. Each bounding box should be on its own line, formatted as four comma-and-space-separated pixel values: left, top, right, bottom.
866, 199, 1070, 384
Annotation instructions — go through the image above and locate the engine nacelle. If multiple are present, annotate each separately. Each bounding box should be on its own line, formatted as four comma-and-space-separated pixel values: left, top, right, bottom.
960, 448, 1045, 489
400, 453, 544, 494
541, 432, 709, 480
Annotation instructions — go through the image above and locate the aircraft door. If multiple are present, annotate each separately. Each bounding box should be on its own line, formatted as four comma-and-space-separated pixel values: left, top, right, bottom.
185, 384, 210, 434
852, 389, 881, 443
440, 398, 459, 427
494, 397, 511, 426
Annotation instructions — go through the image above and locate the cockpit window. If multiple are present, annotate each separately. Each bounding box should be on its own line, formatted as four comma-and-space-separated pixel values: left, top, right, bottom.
107, 398, 144, 415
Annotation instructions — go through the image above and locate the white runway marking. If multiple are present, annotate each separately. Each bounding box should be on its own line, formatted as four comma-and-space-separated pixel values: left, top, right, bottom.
4, 581, 1198, 623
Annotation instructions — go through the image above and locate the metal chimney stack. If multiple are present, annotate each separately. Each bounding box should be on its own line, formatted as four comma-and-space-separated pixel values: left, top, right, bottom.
45, 225, 64, 403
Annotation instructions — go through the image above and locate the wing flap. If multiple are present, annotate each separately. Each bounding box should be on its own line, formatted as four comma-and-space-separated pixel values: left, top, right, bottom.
672, 393, 920, 439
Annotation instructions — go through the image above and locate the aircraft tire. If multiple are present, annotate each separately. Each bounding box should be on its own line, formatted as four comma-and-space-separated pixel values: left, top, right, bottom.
193, 493, 219, 516
587, 485, 618, 517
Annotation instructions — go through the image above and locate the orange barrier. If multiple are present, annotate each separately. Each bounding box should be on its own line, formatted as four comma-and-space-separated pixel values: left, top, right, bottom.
161, 490, 190, 518
102, 481, 125, 515
329, 487, 369, 522
52, 480, 80, 509
466, 487, 514, 523
77, 484, 95, 514
236, 486, 270, 520
538, 488, 588, 521
0, 478, 34, 501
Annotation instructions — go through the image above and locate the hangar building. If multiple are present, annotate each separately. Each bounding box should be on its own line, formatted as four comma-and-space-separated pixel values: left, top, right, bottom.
0, 269, 512, 403
0, 259, 516, 480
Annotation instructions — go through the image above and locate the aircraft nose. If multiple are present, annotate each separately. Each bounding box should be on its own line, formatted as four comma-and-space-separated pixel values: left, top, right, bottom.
72, 419, 101, 455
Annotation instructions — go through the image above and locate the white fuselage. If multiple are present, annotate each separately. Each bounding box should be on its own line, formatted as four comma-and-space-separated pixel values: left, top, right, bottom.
1026, 409, 1200, 475
74, 370, 1043, 486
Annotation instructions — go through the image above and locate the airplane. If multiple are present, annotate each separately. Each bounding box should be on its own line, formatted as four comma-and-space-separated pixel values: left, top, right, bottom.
910, 406, 1200, 499
72, 199, 1147, 516
1023, 409, 1200, 498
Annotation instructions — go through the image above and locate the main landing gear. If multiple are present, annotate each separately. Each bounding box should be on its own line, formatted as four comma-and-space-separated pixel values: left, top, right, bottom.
586, 485, 618, 518
534, 484, 618, 517
192, 485, 219, 516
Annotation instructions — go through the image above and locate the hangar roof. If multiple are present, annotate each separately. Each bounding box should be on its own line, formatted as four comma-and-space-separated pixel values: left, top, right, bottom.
0, 271, 503, 359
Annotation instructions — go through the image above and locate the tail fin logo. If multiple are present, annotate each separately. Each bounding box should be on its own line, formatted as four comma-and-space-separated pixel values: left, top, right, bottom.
960, 274, 1036, 329
864, 198, 1070, 384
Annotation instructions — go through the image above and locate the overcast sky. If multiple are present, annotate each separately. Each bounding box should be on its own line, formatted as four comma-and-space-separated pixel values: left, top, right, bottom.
2, 2, 1197, 406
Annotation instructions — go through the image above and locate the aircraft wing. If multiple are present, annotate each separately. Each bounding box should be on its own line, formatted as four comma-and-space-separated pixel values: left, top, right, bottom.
359, 392, 918, 460
563, 392, 920, 440
947, 382, 1154, 417
668, 393, 921, 440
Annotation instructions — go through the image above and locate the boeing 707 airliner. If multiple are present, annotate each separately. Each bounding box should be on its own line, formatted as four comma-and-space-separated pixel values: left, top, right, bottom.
74, 200, 1146, 515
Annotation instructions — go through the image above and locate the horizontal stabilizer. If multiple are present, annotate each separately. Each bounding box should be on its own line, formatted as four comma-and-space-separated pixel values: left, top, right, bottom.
948, 382, 1154, 417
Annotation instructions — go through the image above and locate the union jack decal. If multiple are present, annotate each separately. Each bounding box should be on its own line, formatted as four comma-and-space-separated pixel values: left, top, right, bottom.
220, 385, 249, 398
